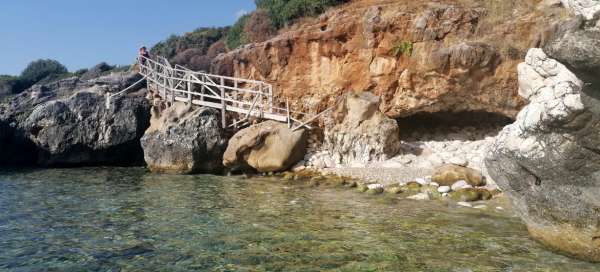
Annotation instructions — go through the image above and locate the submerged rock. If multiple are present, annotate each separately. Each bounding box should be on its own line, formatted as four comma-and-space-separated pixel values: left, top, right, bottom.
141, 103, 227, 174
324, 92, 401, 166
407, 192, 430, 201
449, 188, 484, 202
223, 120, 307, 173
486, 46, 600, 261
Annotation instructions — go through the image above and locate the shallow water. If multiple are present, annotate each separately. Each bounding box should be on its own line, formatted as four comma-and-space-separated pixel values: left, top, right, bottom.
0, 168, 598, 271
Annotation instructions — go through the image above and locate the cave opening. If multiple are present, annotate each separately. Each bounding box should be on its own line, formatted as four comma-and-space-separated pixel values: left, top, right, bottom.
396, 111, 513, 142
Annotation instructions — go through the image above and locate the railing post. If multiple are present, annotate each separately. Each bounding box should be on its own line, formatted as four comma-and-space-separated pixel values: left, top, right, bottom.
162, 73, 167, 100
187, 73, 192, 105
220, 77, 226, 128
200, 75, 205, 101
170, 69, 175, 104
234, 80, 238, 108
286, 98, 291, 128
105, 93, 111, 110
268, 85, 273, 113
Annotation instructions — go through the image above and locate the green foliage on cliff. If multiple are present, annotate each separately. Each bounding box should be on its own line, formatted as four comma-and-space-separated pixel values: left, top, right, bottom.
226, 14, 250, 50
255, 0, 349, 28
20, 59, 68, 86
390, 41, 413, 57
151, 27, 229, 60
0, 75, 23, 95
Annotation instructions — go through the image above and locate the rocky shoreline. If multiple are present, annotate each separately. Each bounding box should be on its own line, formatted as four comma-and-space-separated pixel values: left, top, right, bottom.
0, 0, 598, 264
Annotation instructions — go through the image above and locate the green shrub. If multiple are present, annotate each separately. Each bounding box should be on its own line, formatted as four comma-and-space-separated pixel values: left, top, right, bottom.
255, 0, 349, 28
151, 27, 228, 59
0, 75, 18, 83
390, 41, 413, 57
74, 68, 88, 76
20, 59, 68, 86
0, 75, 22, 95
226, 14, 250, 50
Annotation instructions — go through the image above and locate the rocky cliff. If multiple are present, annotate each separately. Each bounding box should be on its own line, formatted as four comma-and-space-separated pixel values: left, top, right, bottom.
0, 72, 150, 166
212, 0, 564, 120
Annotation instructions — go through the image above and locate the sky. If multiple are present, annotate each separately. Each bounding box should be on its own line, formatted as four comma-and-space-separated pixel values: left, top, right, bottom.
0, 0, 256, 75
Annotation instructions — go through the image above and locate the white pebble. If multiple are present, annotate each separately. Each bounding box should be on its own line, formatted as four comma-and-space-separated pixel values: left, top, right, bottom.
430, 182, 439, 187
367, 183, 384, 190
438, 186, 451, 193
451, 180, 472, 191
448, 157, 469, 166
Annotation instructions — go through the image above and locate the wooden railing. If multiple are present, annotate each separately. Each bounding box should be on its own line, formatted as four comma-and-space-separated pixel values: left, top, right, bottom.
107, 55, 339, 130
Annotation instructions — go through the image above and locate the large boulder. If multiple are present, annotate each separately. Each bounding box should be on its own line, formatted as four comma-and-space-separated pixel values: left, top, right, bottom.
23, 87, 150, 166
141, 103, 228, 174
223, 120, 307, 173
431, 164, 485, 187
324, 92, 401, 166
485, 48, 600, 262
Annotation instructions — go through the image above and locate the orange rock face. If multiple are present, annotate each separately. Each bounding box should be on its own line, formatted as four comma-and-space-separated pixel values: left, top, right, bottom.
212, 0, 562, 120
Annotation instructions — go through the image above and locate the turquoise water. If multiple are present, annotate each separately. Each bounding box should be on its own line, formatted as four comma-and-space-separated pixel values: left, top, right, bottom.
0, 168, 598, 271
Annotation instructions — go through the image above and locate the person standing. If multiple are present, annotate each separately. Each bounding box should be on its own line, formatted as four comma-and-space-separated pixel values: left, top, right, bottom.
138, 46, 150, 65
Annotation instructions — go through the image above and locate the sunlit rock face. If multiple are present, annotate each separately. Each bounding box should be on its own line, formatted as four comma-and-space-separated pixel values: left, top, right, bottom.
223, 120, 307, 173
212, 0, 563, 121
323, 92, 401, 166
486, 48, 600, 262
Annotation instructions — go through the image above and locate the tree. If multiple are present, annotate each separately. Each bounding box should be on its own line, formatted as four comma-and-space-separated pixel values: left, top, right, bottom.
20, 59, 68, 86
226, 14, 250, 50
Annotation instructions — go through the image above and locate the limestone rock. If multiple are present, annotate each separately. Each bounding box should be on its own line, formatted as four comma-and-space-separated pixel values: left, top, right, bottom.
0, 71, 148, 166
324, 92, 401, 165
141, 103, 227, 174
431, 164, 485, 187
22, 88, 150, 166
543, 15, 600, 87
223, 120, 307, 173
485, 48, 600, 262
